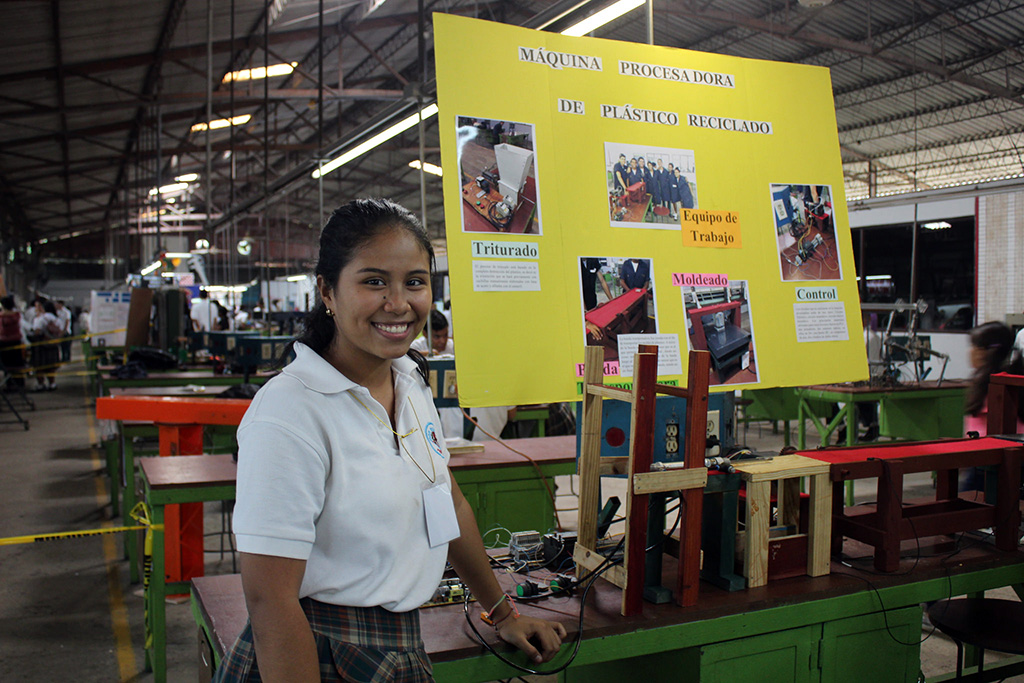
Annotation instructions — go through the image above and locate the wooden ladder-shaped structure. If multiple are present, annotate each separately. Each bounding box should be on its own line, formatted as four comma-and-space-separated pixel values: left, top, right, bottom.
574, 344, 712, 616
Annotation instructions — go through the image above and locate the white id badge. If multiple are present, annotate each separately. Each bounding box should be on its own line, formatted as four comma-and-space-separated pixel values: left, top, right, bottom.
423, 482, 461, 548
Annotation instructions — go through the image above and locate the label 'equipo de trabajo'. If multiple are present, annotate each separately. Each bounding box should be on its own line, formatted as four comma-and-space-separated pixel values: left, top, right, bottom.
680, 210, 742, 248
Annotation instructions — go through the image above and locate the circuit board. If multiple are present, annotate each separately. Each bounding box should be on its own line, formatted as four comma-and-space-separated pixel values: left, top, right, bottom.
421, 577, 474, 608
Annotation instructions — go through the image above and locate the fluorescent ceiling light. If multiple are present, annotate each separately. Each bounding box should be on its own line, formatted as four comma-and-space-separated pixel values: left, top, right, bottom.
865, 275, 892, 280
204, 285, 250, 293
223, 62, 297, 83
560, 0, 645, 36
175, 173, 199, 183
313, 104, 439, 179
286, 274, 308, 282
922, 221, 952, 230
140, 261, 161, 276
163, 252, 192, 259
191, 114, 252, 133
408, 160, 443, 176
149, 182, 189, 196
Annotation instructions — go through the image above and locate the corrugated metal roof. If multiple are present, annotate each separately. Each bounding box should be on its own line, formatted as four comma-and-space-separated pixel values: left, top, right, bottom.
0, 0, 1021, 266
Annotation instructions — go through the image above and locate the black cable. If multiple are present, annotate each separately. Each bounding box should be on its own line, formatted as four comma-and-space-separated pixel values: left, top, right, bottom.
833, 566, 953, 647
462, 544, 624, 676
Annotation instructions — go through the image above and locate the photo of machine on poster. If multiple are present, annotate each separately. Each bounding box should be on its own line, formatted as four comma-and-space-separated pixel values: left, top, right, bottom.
605, 142, 697, 229
456, 116, 541, 234
771, 183, 842, 282
580, 256, 658, 364
682, 280, 760, 386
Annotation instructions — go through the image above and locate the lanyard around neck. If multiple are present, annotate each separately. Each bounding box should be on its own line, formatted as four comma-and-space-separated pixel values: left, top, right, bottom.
351, 392, 437, 484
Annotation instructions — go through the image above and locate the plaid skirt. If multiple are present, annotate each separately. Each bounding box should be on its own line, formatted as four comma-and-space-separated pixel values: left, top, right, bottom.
213, 598, 433, 682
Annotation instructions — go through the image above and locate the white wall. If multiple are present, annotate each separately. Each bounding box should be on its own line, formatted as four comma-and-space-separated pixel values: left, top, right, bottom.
978, 190, 1024, 324
38, 279, 123, 309
919, 331, 972, 381
847, 197, 975, 228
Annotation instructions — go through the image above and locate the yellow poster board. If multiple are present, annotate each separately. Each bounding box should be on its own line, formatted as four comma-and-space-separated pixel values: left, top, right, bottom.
435, 14, 866, 407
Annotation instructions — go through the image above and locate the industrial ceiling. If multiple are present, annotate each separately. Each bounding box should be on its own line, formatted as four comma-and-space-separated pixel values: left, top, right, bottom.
1, 0, 1022, 283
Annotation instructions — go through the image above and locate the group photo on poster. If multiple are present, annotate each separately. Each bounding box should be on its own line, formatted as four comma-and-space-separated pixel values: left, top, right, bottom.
682, 280, 760, 386
456, 115, 542, 234
580, 256, 658, 363
771, 183, 842, 281
605, 142, 697, 229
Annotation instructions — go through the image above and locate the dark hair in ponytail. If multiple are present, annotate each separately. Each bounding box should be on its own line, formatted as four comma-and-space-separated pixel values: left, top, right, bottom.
294, 197, 434, 383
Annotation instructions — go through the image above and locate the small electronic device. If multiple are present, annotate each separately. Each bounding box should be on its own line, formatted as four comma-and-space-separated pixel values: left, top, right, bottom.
509, 530, 543, 565
794, 233, 824, 266
423, 577, 472, 608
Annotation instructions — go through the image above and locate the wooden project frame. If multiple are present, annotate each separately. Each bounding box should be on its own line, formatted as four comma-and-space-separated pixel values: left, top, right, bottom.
574, 344, 711, 616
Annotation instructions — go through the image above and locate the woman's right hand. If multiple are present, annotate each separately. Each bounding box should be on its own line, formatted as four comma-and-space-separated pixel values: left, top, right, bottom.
495, 613, 567, 664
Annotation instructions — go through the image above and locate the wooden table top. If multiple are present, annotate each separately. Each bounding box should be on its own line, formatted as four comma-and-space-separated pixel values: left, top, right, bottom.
140, 454, 237, 489
732, 454, 830, 482
134, 438, 571, 491
449, 435, 575, 470
801, 380, 968, 396
109, 386, 233, 398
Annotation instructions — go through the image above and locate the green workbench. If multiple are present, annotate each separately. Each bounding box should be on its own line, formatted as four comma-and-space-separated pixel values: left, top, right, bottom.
450, 435, 576, 535
192, 543, 1024, 682
140, 454, 237, 683
796, 381, 968, 452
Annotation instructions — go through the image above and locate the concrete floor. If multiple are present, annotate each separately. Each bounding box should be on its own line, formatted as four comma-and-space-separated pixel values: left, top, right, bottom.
0, 355, 1021, 681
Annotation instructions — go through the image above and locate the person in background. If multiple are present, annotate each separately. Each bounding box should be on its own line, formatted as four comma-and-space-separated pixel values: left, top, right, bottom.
676, 168, 694, 211
656, 159, 670, 213
1011, 320, 1024, 363
411, 309, 462, 440
28, 298, 61, 391
190, 289, 214, 332
646, 161, 661, 216
612, 153, 629, 193
77, 307, 91, 339
963, 321, 1024, 490
216, 198, 564, 682
411, 309, 454, 356
627, 157, 643, 187
666, 165, 680, 220
965, 321, 1024, 434
214, 300, 231, 331
0, 295, 27, 388
580, 257, 613, 312
55, 300, 72, 362
619, 258, 651, 291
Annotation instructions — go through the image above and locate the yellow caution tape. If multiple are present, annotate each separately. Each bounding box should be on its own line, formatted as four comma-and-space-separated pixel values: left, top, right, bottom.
4, 327, 128, 352
0, 523, 162, 546
0, 500, 164, 546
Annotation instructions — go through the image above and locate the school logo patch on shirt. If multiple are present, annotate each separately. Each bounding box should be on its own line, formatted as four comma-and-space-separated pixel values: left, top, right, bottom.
425, 422, 446, 459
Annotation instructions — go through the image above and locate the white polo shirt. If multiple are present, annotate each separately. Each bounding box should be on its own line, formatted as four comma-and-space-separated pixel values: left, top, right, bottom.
233, 342, 456, 612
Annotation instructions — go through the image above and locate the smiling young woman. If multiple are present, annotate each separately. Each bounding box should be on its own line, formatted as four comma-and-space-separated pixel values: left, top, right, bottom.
215, 198, 565, 682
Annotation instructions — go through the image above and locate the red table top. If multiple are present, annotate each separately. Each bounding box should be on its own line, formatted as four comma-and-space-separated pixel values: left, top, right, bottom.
586, 287, 647, 327
686, 300, 740, 320
96, 395, 251, 425
804, 436, 1017, 466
